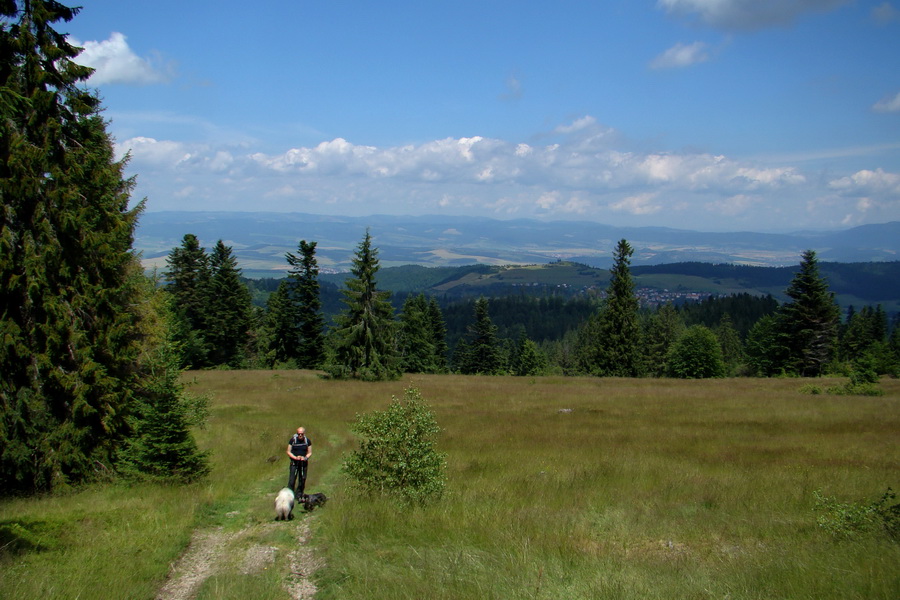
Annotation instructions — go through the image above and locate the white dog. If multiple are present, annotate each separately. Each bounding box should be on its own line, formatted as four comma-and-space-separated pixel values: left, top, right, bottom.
275, 487, 295, 521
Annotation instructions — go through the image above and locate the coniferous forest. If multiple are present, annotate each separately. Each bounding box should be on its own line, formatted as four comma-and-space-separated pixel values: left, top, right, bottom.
2, 0, 898, 498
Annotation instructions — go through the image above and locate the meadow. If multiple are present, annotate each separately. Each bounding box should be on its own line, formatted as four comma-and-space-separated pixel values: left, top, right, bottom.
1, 372, 898, 599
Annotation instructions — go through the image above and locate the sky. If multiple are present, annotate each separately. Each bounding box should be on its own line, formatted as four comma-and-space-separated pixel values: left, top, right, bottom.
61, 0, 900, 232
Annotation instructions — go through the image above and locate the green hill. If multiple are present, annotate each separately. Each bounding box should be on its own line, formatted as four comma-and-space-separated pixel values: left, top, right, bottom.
320, 260, 900, 312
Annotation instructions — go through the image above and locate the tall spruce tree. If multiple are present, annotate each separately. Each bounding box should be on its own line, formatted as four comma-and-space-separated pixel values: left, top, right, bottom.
456, 297, 504, 375
285, 240, 324, 368
578, 239, 642, 376
1, 1, 147, 491
164, 233, 210, 367
427, 296, 449, 372
324, 229, 399, 380
398, 293, 437, 373
642, 303, 685, 377
777, 249, 840, 376
205, 240, 251, 367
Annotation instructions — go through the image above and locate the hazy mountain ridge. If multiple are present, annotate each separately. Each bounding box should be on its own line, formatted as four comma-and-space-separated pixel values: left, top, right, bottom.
134, 211, 900, 276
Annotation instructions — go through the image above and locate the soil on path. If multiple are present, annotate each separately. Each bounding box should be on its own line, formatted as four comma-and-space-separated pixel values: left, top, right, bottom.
155, 512, 322, 600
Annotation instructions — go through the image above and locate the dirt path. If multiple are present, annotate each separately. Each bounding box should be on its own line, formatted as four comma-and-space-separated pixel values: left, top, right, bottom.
155, 512, 322, 600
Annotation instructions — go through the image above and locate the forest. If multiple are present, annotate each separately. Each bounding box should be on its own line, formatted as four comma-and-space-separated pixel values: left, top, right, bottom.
163, 231, 900, 383
1, 0, 897, 497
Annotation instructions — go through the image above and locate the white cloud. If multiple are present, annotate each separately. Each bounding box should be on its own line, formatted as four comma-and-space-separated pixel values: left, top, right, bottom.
873, 91, 900, 113
650, 42, 710, 69
829, 168, 900, 195
120, 115, 899, 230
657, 0, 848, 31
609, 193, 664, 215
553, 116, 597, 135
72, 32, 171, 85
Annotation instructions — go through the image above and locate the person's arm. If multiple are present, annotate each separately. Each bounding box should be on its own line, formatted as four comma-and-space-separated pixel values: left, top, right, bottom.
286, 443, 298, 460
305, 440, 312, 461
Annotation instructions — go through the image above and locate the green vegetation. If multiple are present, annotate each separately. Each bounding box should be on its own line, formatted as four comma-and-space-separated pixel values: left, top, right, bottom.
342, 386, 447, 503
323, 229, 400, 380
2, 372, 897, 599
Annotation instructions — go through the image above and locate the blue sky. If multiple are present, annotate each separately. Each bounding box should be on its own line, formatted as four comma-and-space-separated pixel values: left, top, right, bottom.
65, 0, 900, 232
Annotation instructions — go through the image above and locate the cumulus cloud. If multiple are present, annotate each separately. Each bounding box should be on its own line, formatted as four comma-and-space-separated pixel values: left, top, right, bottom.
609, 193, 664, 215
72, 32, 171, 85
118, 114, 899, 230
657, 0, 848, 31
650, 42, 710, 69
829, 168, 900, 195
873, 91, 900, 113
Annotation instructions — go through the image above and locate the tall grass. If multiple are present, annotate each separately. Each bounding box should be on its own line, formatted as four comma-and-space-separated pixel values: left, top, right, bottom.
2, 372, 898, 599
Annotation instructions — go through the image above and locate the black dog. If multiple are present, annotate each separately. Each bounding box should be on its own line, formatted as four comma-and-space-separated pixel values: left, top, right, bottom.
301, 492, 327, 511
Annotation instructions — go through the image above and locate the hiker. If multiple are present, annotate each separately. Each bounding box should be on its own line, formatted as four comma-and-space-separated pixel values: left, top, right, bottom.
286, 426, 312, 497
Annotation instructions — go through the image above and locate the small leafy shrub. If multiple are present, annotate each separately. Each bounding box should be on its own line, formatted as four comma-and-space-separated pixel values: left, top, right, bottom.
813, 487, 900, 540
799, 384, 823, 395
342, 387, 447, 504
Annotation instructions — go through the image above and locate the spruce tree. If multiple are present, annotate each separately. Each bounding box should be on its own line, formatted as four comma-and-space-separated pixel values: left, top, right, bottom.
456, 297, 504, 374
205, 240, 251, 367
263, 280, 295, 366
578, 239, 642, 376
777, 249, 840, 376
164, 233, 210, 367
427, 296, 449, 372
398, 293, 436, 373
1, 1, 146, 491
642, 303, 684, 377
324, 229, 399, 380
285, 240, 324, 368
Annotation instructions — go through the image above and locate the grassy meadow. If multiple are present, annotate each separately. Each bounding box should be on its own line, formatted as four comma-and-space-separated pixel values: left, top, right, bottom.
1, 371, 898, 599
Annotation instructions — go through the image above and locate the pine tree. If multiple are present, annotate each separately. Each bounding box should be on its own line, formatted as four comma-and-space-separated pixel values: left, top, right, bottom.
511, 332, 548, 376
1, 1, 147, 491
164, 234, 210, 367
324, 229, 399, 380
263, 280, 294, 366
715, 313, 745, 372
427, 296, 449, 372
398, 294, 437, 373
285, 240, 324, 368
117, 295, 210, 482
642, 303, 685, 377
578, 239, 642, 376
205, 240, 251, 367
777, 250, 840, 376
456, 297, 504, 374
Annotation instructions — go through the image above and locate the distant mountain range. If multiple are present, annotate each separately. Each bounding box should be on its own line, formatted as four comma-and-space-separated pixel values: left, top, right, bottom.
134, 211, 900, 277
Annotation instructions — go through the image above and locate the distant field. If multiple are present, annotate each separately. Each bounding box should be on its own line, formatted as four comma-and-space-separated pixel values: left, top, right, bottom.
2, 373, 898, 599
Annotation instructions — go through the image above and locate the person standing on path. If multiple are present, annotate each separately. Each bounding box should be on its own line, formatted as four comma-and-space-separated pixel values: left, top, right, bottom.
287, 427, 312, 497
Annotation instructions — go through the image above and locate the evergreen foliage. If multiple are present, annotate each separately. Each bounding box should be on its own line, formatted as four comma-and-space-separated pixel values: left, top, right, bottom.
0, 1, 154, 492
510, 332, 549, 376
323, 230, 400, 380
642, 303, 685, 377
577, 239, 642, 376
164, 234, 210, 367
116, 301, 210, 482
205, 240, 252, 367
454, 297, 504, 374
341, 387, 447, 504
745, 314, 789, 376
715, 313, 745, 372
398, 293, 447, 373
285, 240, 325, 368
777, 250, 840, 376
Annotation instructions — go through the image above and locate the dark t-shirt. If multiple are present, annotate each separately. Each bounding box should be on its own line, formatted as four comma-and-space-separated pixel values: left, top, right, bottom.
289, 434, 311, 460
